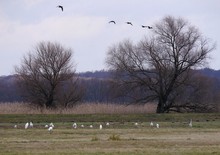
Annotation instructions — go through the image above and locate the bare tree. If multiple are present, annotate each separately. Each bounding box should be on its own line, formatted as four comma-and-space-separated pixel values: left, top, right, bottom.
15, 41, 83, 108
106, 16, 215, 113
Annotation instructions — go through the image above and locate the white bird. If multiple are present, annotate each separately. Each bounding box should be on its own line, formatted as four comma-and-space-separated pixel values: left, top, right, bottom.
81, 125, 84, 128
150, 121, 154, 127
45, 124, 49, 128
156, 123, 160, 128
89, 125, 93, 128
135, 122, 138, 126
50, 122, 54, 128
99, 124, 103, 130
73, 123, 77, 129
48, 126, 53, 133
189, 119, 193, 127
14, 125, 17, 128
25, 122, 29, 129
106, 122, 110, 126
29, 122, 33, 128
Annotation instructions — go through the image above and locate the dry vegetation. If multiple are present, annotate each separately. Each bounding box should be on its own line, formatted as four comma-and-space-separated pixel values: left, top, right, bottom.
0, 127, 219, 155
0, 102, 156, 114
0, 105, 219, 155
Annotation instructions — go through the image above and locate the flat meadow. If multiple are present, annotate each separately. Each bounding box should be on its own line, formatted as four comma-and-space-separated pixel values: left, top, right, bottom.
0, 103, 219, 155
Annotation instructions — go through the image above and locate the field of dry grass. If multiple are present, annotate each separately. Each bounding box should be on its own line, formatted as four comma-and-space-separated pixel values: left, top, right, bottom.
0, 119, 219, 155
0, 102, 219, 154
0, 102, 156, 114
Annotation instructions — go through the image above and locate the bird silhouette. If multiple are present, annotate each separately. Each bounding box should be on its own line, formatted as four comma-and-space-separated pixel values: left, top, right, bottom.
126, 22, 133, 26
142, 25, 153, 29
57, 5, 63, 11
109, 20, 116, 24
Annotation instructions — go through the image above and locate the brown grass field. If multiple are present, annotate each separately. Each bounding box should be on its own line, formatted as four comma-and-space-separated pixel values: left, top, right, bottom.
0, 102, 219, 155
0, 102, 157, 114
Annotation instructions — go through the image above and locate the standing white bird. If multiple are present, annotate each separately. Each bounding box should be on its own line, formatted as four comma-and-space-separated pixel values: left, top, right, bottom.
25, 122, 29, 129
50, 122, 54, 128
106, 122, 110, 126
134, 122, 138, 126
81, 124, 85, 128
150, 121, 154, 127
89, 125, 93, 128
73, 123, 77, 129
189, 119, 193, 127
48, 126, 53, 133
156, 123, 160, 128
14, 125, 17, 128
29, 122, 33, 128
45, 124, 49, 128
99, 124, 103, 130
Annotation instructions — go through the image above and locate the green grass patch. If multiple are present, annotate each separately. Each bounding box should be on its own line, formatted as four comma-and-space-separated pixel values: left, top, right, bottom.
0, 113, 219, 154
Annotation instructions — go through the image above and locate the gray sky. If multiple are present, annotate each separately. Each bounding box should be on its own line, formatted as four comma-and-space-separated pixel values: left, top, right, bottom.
0, 0, 219, 75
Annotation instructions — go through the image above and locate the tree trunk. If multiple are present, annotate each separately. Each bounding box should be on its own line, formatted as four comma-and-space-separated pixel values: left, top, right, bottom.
156, 99, 165, 113
46, 92, 54, 108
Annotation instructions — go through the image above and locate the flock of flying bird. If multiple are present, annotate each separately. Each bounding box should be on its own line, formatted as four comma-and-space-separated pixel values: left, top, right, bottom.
56, 5, 153, 29
109, 20, 153, 29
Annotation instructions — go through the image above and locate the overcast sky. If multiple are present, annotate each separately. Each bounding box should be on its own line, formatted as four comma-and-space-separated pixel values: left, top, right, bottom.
0, 0, 219, 75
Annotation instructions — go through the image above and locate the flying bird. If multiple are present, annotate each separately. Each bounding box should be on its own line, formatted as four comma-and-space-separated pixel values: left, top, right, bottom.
142, 25, 153, 29
126, 22, 133, 26
109, 20, 116, 24
57, 5, 63, 11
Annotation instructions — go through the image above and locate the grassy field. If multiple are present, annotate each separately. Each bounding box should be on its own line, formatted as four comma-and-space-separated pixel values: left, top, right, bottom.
0, 113, 220, 155
0, 102, 156, 114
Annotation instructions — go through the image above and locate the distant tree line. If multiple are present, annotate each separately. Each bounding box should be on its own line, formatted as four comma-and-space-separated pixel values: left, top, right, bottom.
0, 69, 220, 112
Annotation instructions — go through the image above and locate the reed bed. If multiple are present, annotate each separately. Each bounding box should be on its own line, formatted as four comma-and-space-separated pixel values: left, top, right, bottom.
0, 102, 156, 114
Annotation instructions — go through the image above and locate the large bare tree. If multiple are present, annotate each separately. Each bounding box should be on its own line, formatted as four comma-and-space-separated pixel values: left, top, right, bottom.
106, 16, 215, 113
15, 41, 83, 108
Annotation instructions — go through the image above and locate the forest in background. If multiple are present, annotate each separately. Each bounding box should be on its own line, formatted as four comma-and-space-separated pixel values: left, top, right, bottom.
0, 68, 220, 112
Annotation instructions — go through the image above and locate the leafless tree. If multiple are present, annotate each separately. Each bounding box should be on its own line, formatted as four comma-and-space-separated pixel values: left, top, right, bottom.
15, 41, 83, 108
106, 16, 215, 113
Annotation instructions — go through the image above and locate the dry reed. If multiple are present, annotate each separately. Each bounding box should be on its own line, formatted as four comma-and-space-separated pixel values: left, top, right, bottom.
0, 102, 156, 114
